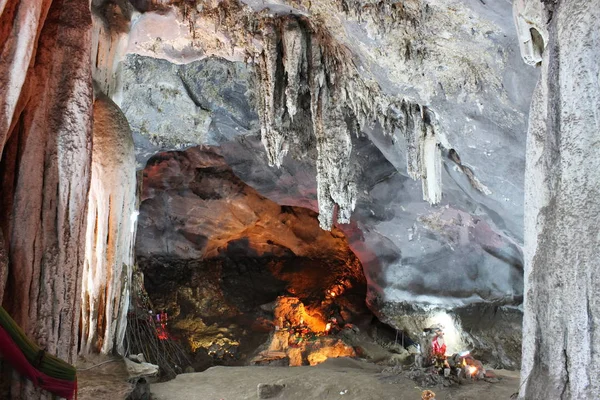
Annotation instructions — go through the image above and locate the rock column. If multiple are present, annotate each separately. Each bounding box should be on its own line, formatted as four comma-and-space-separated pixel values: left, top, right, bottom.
516, 1, 600, 398
0, 0, 93, 397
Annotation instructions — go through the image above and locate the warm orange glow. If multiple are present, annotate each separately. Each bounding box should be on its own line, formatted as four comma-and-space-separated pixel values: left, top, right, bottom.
325, 323, 331, 332
274, 296, 328, 332
467, 365, 478, 376
330, 291, 336, 297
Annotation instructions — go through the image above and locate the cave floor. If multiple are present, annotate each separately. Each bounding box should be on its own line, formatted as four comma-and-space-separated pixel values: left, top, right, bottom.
150, 358, 520, 400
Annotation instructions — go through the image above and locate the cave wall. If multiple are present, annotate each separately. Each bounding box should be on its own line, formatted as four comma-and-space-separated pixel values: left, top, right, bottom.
135, 146, 368, 365
116, 0, 532, 315
0, 0, 93, 397
111, 0, 532, 368
515, 1, 600, 398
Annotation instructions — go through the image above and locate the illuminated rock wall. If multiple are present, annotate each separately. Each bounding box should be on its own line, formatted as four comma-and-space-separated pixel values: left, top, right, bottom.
80, 93, 137, 355
136, 146, 368, 367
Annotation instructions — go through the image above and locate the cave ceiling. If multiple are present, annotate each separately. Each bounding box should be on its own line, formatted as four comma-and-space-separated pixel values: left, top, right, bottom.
100, 0, 538, 315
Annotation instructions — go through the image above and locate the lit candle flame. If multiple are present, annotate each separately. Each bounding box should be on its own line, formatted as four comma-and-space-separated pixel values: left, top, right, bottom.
325, 323, 331, 332
467, 365, 478, 376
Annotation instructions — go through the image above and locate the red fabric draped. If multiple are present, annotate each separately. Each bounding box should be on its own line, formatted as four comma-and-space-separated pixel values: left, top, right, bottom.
432, 337, 447, 357
0, 326, 77, 399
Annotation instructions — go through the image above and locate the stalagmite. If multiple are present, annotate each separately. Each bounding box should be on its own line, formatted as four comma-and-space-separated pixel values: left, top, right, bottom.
80, 93, 136, 355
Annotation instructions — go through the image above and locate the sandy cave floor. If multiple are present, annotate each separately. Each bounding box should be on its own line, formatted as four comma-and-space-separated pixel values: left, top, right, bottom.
150, 358, 520, 400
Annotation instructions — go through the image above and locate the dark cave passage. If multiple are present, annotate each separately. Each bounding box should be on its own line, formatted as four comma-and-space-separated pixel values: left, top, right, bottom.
134, 146, 373, 372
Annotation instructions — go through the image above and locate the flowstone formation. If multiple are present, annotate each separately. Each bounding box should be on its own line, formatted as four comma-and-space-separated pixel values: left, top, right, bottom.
80, 93, 137, 356
0, 0, 94, 397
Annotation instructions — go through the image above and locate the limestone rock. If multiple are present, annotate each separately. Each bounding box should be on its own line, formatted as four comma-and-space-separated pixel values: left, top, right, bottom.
120, 55, 257, 168
80, 93, 137, 355
0, 0, 93, 397
517, 1, 600, 398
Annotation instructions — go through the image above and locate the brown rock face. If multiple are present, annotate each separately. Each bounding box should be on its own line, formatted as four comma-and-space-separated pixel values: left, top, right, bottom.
0, 0, 93, 397
136, 147, 369, 368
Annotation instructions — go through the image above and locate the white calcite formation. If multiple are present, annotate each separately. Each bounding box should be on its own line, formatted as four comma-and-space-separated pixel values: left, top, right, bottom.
516, 1, 600, 399
513, 0, 547, 66
80, 93, 137, 356
255, 17, 447, 229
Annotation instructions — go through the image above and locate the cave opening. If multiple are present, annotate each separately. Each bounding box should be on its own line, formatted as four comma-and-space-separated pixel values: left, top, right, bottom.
130, 146, 403, 375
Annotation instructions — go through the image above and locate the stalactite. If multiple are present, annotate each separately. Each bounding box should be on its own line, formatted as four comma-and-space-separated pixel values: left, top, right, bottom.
254, 15, 444, 228
257, 23, 287, 168
282, 18, 307, 121
80, 93, 136, 355
421, 128, 442, 204
91, 0, 132, 105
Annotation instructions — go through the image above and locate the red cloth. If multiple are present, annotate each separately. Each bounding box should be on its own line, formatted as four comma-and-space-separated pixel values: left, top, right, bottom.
0, 326, 77, 399
432, 337, 446, 356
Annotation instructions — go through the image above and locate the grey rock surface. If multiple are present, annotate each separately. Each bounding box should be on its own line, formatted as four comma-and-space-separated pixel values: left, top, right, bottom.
121, 54, 258, 168
517, 1, 600, 398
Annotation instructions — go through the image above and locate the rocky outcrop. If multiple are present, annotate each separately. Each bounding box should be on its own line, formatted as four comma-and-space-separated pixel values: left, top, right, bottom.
516, 1, 600, 398
136, 147, 369, 367
80, 93, 137, 355
120, 54, 257, 167
0, 0, 93, 397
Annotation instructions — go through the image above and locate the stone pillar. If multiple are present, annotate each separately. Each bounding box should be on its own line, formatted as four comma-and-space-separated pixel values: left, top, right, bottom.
0, 0, 93, 397
80, 93, 136, 355
516, 1, 600, 398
